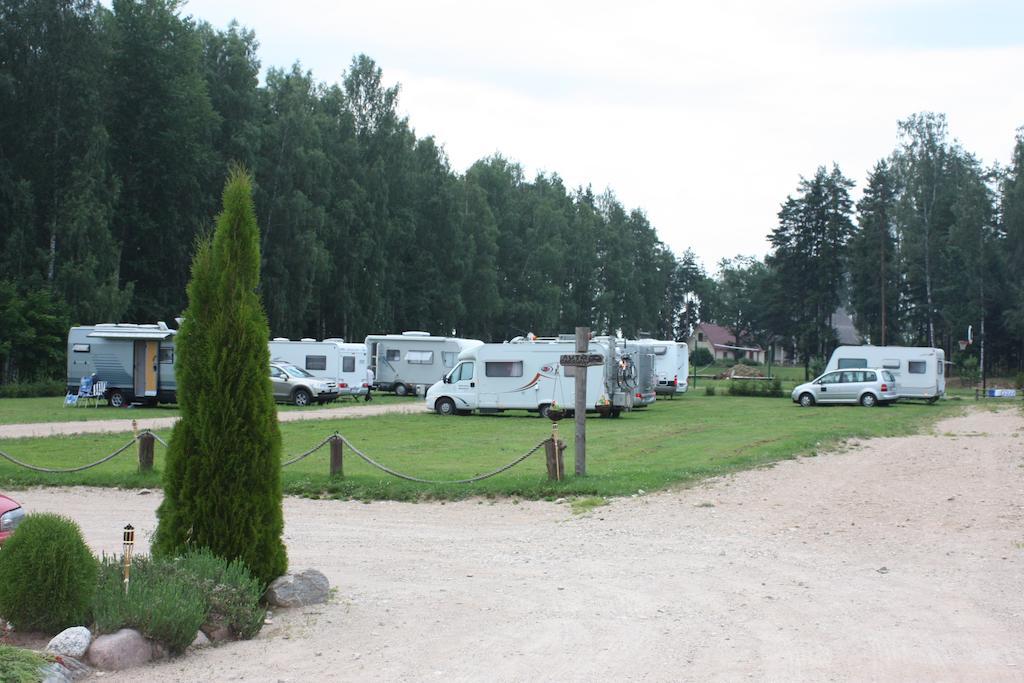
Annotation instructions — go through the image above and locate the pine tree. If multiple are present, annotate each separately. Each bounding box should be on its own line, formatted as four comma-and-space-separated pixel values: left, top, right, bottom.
154, 167, 287, 586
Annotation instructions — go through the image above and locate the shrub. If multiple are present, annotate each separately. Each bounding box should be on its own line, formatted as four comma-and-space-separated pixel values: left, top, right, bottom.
0, 514, 98, 633
727, 378, 784, 398
691, 348, 713, 367
93, 549, 265, 654
1014, 372, 1024, 391
737, 358, 762, 367
0, 644, 53, 683
93, 555, 204, 655
704, 385, 716, 396
0, 381, 66, 398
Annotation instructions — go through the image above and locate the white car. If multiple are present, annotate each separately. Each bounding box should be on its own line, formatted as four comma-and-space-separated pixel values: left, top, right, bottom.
791, 368, 898, 407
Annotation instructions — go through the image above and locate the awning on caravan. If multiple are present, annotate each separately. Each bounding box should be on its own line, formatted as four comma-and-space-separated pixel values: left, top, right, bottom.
87, 330, 173, 340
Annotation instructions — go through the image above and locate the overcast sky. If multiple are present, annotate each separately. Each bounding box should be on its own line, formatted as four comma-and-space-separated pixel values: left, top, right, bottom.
181, 0, 1024, 271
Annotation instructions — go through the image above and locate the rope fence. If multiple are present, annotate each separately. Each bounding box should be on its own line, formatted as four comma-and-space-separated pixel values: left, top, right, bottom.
0, 429, 566, 482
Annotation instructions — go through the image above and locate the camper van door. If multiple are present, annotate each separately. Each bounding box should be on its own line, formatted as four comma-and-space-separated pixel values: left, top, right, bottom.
133, 340, 158, 397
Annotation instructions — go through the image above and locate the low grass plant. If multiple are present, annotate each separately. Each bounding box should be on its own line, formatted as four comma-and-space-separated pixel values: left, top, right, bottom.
92, 548, 264, 654
0, 393, 961, 501
0, 644, 52, 683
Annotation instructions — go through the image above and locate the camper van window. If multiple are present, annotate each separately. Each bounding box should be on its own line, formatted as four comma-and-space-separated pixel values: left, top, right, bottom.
485, 361, 523, 378
442, 351, 457, 368
305, 355, 327, 371
406, 350, 433, 364
883, 359, 900, 369
908, 361, 926, 374
385, 349, 400, 362
342, 356, 355, 373
653, 346, 668, 355
72, 344, 90, 353
158, 348, 174, 364
837, 358, 867, 369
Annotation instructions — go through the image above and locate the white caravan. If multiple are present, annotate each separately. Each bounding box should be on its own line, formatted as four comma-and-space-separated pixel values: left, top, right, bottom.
66, 322, 178, 407
826, 345, 945, 401
268, 338, 368, 398
365, 332, 482, 396
425, 338, 620, 417
646, 340, 689, 396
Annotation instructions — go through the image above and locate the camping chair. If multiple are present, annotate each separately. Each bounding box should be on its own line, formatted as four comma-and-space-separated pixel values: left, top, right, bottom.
72, 376, 93, 408
87, 380, 107, 408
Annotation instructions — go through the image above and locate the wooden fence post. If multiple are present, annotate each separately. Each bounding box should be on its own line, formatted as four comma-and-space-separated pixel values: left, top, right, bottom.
330, 434, 344, 478
544, 437, 565, 481
138, 432, 155, 473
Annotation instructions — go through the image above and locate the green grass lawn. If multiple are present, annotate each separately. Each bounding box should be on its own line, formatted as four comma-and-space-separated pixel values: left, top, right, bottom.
0, 393, 962, 501
0, 394, 411, 425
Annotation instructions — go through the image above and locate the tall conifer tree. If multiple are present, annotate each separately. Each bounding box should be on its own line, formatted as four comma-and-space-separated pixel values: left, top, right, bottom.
154, 167, 286, 585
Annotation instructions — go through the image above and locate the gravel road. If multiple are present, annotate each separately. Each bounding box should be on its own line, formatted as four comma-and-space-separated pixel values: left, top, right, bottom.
13, 407, 1024, 681
0, 401, 427, 439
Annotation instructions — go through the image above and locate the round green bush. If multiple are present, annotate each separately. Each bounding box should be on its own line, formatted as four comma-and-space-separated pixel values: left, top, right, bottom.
0, 513, 98, 632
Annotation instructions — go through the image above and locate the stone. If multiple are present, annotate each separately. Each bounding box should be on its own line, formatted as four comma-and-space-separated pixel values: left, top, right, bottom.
47, 626, 92, 659
190, 630, 211, 649
87, 628, 152, 671
202, 624, 232, 643
265, 569, 330, 608
40, 662, 72, 683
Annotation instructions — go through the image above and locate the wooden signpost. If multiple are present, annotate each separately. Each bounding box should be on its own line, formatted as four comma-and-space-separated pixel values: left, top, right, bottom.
559, 326, 602, 476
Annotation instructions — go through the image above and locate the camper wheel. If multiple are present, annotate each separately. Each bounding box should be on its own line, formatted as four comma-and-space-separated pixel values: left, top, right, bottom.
435, 397, 456, 416
108, 389, 126, 408
394, 383, 409, 397
292, 388, 312, 407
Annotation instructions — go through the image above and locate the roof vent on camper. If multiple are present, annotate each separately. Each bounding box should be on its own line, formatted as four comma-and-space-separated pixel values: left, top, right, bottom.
300, 337, 316, 342
272, 337, 289, 342
157, 321, 168, 330
402, 331, 430, 337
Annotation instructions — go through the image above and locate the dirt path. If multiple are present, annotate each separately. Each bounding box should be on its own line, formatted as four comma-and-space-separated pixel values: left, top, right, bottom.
0, 402, 427, 439
14, 407, 1024, 681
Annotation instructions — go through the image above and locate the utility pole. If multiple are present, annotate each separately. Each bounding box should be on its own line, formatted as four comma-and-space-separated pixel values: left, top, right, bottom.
574, 326, 588, 477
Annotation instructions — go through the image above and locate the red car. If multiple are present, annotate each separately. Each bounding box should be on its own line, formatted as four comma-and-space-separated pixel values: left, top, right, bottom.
0, 494, 25, 545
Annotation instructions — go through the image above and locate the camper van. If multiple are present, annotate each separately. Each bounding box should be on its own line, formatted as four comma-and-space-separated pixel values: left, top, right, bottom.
645, 340, 689, 396
66, 323, 178, 407
620, 339, 657, 406
424, 338, 622, 417
826, 345, 946, 401
365, 332, 482, 396
268, 338, 368, 398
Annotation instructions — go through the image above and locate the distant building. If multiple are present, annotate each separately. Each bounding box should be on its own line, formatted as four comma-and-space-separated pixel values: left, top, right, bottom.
687, 323, 764, 363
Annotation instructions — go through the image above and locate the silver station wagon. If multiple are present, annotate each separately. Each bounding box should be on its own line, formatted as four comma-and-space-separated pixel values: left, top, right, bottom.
791, 368, 898, 407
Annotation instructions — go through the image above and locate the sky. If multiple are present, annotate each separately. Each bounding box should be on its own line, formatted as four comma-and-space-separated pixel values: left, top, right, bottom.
180, 0, 1024, 271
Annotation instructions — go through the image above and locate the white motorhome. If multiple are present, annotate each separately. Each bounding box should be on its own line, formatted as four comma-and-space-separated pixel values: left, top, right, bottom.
425, 338, 621, 417
826, 345, 945, 401
268, 338, 368, 398
365, 332, 482, 396
646, 340, 689, 396
66, 323, 178, 407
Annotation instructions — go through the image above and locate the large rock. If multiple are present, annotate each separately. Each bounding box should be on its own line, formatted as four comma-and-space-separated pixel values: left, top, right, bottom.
87, 628, 152, 671
46, 626, 92, 659
265, 569, 330, 608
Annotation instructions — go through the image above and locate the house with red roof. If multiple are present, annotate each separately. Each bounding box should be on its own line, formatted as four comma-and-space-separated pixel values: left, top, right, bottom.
687, 323, 764, 363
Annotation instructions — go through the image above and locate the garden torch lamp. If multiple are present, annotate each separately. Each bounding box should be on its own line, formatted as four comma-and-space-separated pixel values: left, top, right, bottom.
122, 524, 135, 594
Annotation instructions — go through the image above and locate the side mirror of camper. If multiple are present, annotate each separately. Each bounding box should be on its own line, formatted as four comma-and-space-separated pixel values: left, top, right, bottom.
443, 374, 451, 384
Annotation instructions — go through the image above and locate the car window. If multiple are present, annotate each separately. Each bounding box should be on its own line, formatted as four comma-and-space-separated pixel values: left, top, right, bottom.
883, 370, 895, 383
283, 365, 312, 378
839, 371, 858, 383
864, 371, 877, 382
819, 372, 840, 385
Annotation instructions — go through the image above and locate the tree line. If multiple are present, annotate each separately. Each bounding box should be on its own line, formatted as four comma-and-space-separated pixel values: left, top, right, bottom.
711, 113, 1024, 376
1, 0, 1021, 385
